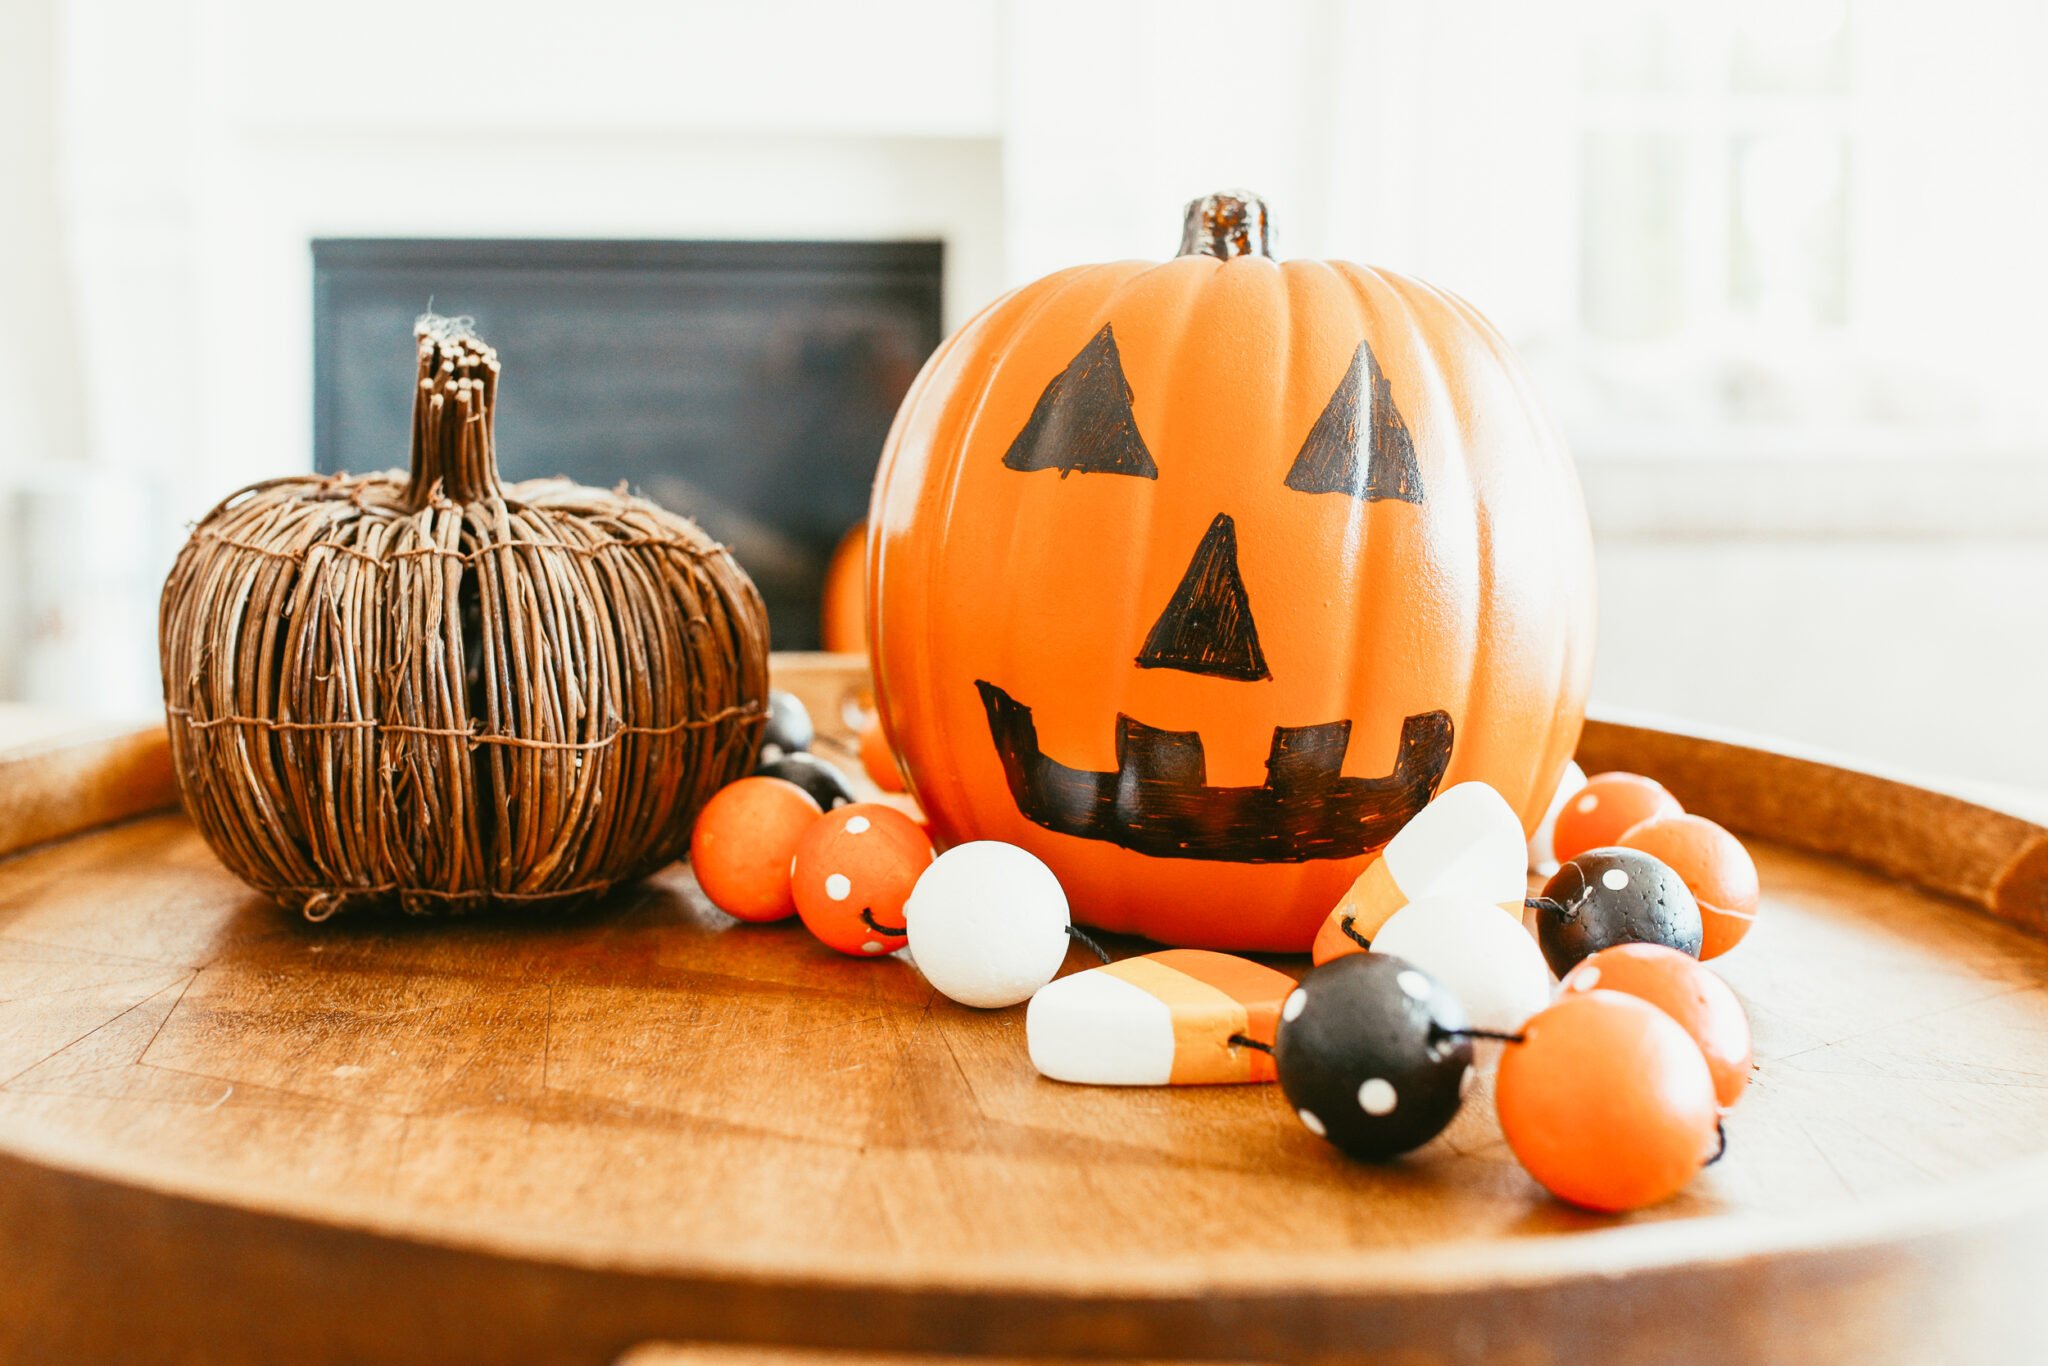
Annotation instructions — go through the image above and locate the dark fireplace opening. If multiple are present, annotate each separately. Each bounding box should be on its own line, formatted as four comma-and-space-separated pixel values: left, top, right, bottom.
312, 238, 944, 649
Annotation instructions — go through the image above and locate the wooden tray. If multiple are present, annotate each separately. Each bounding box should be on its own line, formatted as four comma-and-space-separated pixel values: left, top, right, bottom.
2, 654, 2046, 1365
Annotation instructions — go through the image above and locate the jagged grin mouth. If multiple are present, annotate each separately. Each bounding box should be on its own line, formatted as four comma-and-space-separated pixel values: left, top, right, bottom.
974, 681, 1454, 863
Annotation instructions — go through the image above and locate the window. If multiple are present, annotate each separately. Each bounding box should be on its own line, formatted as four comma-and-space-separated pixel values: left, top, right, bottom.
1557, 0, 2048, 456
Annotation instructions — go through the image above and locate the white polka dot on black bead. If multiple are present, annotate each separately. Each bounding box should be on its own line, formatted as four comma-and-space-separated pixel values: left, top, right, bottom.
1282, 989, 1308, 1023
1298, 1108, 1328, 1137
1357, 1078, 1398, 1116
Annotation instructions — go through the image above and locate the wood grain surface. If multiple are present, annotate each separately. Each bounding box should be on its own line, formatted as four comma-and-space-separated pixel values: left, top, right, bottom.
0, 705, 174, 859
2, 659, 2048, 1363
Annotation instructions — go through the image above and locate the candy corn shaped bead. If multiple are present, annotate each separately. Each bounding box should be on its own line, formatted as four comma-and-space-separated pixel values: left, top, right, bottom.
1311, 782, 1529, 965
1373, 895, 1552, 1039
1027, 950, 1298, 1086
1313, 859, 1401, 964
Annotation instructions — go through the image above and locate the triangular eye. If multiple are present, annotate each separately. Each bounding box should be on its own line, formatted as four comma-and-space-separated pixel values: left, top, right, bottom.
1285, 340, 1424, 503
1002, 323, 1159, 479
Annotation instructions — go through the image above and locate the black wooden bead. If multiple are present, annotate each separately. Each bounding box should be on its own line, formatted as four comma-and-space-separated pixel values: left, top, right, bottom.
1535, 847, 1703, 976
758, 690, 815, 762
755, 750, 855, 809
1273, 953, 1473, 1162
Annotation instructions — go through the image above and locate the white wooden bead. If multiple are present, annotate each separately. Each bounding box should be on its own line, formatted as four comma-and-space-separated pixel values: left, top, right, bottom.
1372, 895, 1552, 1036
904, 841, 1070, 1008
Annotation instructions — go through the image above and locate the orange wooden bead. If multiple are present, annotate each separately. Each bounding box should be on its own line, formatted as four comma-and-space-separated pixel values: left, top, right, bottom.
858, 721, 907, 794
1558, 943, 1753, 1108
689, 777, 823, 923
820, 521, 868, 654
792, 803, 933, 956
1497, 990, 1720, 1212
1619, 813, 1760, 960
1550, 772, 1682, 865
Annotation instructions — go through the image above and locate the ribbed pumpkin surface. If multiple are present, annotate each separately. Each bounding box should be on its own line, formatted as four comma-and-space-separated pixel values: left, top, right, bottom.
870, 201, 1594, 950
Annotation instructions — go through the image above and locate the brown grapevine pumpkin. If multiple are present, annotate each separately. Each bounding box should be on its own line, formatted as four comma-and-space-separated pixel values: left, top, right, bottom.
868, 192, 1595, 951
159, 317, 769, 919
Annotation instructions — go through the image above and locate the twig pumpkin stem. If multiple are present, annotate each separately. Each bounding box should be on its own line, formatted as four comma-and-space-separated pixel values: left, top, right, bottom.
404, 313, 504, 509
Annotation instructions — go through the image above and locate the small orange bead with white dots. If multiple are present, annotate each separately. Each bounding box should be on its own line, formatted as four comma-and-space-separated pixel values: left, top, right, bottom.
791, 802, 932, 956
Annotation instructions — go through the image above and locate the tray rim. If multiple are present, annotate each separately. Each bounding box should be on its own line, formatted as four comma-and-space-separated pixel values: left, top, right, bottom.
4, 1079, 2048, 1298
6, 659, 2048, 1359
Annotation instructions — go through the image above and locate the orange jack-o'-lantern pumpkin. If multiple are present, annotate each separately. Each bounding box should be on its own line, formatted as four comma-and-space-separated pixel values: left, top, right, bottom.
869, 192, 1595, 950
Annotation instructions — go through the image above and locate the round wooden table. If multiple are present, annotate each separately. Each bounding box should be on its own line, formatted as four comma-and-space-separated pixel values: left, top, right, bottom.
1, 658, 2045, 1364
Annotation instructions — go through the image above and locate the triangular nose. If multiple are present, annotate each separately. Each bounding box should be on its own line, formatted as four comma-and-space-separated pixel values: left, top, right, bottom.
1135, 513, 1271, 681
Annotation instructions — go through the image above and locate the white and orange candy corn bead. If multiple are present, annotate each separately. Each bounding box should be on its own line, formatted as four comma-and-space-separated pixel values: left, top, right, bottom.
1312, 782, 1529, 965
1373, 895, 1553, 1039
1027, 950, 1297, 1086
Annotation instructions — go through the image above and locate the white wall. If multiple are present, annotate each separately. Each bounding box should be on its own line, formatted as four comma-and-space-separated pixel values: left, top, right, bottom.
1594, 536, 2048, 784
10, 0, 2048, 790
0, 0, 167, 710
63, 0, 1010, 508
0, 0, 87, 470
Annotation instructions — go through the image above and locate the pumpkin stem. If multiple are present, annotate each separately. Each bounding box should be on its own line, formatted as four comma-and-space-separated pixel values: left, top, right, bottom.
1178, 190, 1276, 261
404, 313, 504, 508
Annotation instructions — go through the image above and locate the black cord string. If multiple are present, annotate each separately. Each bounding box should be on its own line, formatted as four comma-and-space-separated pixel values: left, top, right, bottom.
1339, 914, 1372, 950
1429, 1023, 1528, 1046
1063, 924, 1112, 964
1706, 1118, 1729, 1167
1229, 1033, 1273, 1054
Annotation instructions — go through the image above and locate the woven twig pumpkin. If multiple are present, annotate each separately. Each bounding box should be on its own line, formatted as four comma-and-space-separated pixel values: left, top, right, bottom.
159, 317, 770, 919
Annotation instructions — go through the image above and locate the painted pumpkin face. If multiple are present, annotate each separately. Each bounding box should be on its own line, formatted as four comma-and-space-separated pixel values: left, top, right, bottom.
870, 193, 1595, 951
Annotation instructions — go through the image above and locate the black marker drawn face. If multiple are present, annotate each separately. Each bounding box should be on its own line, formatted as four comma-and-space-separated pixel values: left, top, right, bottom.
977, 323, 1453, 863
